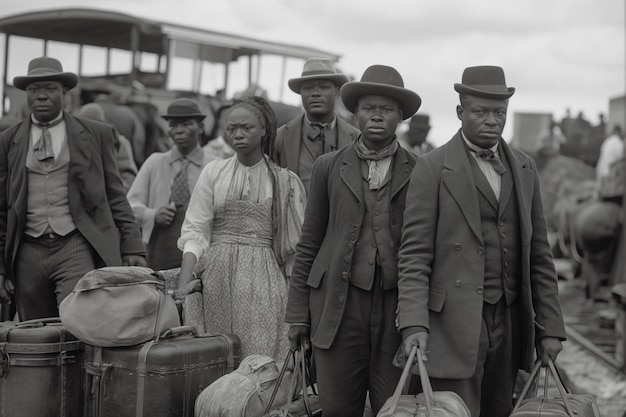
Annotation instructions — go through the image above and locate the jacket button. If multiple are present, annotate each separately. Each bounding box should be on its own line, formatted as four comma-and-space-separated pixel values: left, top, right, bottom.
500, 232, 506, 239
344, 255, 350, 262
338, 294, 345, 302
477, 247, 484, 255
476, 287, 483, 294
342, 271, 349, 279
369, 260, 374, 265
455, 280, 461, 287
455, 243, 461, 251
503, 247, 509, 253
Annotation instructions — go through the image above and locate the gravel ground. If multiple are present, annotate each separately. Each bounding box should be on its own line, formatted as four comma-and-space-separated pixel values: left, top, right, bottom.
557, 338, 626, 417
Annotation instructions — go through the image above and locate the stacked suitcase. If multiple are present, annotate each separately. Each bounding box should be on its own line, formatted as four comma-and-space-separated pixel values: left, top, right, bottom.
0, 318, 241, 417
0, 318, 84, 417
84, 327, 241, 417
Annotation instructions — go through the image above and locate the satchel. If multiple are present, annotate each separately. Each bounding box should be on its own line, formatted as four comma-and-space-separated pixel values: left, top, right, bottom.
59, 266, 181, 347
510, 359, 600, 417
195, 354, 294, 417
263, 346, 321, 417
378, 345, 470, 417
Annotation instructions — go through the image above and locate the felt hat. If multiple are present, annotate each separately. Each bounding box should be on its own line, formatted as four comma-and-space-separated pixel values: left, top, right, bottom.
288, 57, 349, 93
161, 98, 206, 120
340, 65, 421, 120
454, 66, 515, 99
13, 56, 78, 90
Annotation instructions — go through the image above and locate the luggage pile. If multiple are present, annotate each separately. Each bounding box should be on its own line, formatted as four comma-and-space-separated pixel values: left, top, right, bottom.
0, 266, 241, 417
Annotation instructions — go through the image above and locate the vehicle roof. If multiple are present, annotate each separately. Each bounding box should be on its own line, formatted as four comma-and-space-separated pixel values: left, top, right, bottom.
0, 8, 341, 63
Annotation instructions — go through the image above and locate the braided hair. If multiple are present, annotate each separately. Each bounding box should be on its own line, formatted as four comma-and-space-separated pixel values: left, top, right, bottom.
226, 96, 278, 161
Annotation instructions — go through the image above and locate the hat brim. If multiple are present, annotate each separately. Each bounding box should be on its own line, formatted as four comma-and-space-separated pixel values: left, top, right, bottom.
454, 84, 515, 99
288, 74, 349, 94
340, 82, 422, 120
161, 113, 206, 121
13, 73, 78, 91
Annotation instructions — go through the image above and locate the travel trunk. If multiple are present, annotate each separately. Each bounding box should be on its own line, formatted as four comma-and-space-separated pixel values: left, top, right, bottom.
83, 327, 241, 417
0, 318, 84, 417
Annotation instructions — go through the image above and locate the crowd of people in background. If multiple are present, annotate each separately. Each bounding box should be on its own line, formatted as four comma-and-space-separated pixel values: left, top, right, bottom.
0, 56, 579, 417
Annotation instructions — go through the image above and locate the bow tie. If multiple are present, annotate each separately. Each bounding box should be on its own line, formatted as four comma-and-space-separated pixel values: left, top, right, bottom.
474, 148, 506, 175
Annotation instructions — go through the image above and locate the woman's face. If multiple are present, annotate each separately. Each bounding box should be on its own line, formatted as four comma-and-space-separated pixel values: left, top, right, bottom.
225, 106, 266, 158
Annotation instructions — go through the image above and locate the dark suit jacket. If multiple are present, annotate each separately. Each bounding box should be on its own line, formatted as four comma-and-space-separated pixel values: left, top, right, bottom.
396, 131, 566, 377
0, 113, 145, 280
273, 113, 359, 174
286, 143, 416, 349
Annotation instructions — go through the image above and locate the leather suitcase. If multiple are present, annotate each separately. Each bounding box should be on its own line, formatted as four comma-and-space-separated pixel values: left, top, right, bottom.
0, 318, 84, 417
511, 359, 600, 417
84, 326, 241, 417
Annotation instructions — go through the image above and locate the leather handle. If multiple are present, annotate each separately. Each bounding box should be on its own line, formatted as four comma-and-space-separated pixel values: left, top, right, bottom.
416, 347, 435, 415
264, 350, 295, 414
15, 317, 62, 328
387, 345, 418, 415
160, 326, 198, 339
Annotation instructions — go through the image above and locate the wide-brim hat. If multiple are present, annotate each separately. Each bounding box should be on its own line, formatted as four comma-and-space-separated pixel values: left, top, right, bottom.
161, 98, 206, 120
13, 56, 78, 91
340, 65, 421, 120
288, 57, 349, 94
454, 65, 515, 99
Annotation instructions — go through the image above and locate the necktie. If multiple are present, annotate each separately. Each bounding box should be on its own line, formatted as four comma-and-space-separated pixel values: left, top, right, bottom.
33, 117, 63, 163
170, 158, 191, 207
475, 149, 506, 175
307, 122, 327, 152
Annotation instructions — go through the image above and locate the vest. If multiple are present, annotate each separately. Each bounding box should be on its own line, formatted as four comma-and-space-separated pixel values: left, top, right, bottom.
25, 137, 76, 237
350, 159, 397, 291
469, 150, 522, 305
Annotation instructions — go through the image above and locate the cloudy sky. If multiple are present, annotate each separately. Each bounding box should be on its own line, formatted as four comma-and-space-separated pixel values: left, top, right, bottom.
0, 0, 623, 146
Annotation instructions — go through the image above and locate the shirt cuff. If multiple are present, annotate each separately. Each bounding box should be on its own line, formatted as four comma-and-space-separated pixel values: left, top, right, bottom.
183, 240, 204, 261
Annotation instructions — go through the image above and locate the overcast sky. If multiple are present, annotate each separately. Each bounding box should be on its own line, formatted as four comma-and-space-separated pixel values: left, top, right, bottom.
0, 0, 624, 146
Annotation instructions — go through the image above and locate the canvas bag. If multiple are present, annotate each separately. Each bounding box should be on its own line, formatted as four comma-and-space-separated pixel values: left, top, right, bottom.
195, 354, 295, 417
59, 266, 181, 347
378, 345, 471, 417
510, 359, 600, 417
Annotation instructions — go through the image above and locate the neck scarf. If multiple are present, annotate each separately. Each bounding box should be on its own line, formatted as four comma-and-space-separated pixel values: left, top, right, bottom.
354, 136, 398, 189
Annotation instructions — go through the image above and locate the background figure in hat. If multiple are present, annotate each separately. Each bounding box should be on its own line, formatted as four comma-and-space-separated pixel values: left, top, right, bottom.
77, 102, 138, 191
398, 113, 436, 156
397, 66, 565, 417
273, 57, 360, 193
0, 56, 146, 320
176, 96, 306, 359
286, 65, 421, 417
127, 98, 218, 270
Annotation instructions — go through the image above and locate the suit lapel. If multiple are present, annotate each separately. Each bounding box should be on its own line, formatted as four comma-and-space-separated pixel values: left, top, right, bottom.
500, 140, 533, 245
284, 116, 303, 173
65, 115, 92, 191
390, 147, 413, 198
340, 147, 363, 204
442, 133, 483, 242
9, 121, 31, 226
336, 117, 357, 149
467, 155, 499, 210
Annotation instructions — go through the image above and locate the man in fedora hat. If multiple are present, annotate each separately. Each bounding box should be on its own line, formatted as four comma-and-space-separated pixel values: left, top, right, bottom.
399, 113, 436, 156
0, 56, 146, 320
396, 66, 565, 416
286, 64, 421, 417
127, 98, 217, 270
273, 57, 359, 192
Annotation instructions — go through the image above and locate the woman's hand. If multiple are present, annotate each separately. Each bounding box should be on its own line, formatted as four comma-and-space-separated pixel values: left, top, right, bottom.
172, 277, 202, 304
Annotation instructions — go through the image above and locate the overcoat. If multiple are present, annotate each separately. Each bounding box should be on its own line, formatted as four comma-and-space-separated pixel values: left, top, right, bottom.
396, 131, 566, 378
0, 113, 145, 280
273, 113, 359, 174
286, 143, 416, 349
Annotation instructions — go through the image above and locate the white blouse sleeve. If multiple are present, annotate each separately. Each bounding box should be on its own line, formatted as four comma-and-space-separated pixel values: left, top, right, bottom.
177, 161, 218, 260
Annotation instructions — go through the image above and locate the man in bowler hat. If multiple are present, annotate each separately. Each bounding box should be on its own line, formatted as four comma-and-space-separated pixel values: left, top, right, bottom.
0, 57, 146, 320
273, 57, 360, 192
127, 98, 216, 270
396, 66, 566, 416
286, 65, 421, 417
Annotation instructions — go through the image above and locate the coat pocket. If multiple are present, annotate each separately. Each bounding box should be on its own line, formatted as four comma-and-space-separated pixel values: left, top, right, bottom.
306, 263, 326, 289
428, 286, 446, 312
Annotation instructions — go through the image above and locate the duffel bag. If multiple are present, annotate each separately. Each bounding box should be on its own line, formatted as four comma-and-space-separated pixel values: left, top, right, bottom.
511, 358, 600, 417
195, 354, 294, 417
59, 266, 180, 347
378, 345, 470, 417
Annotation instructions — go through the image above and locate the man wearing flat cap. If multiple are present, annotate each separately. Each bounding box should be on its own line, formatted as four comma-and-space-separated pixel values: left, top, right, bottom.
286, 64, 421, 417
127, 98, 217, 270
273, 57, 359, 193
0, 56, 146, 320
397, 66, 566, 416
